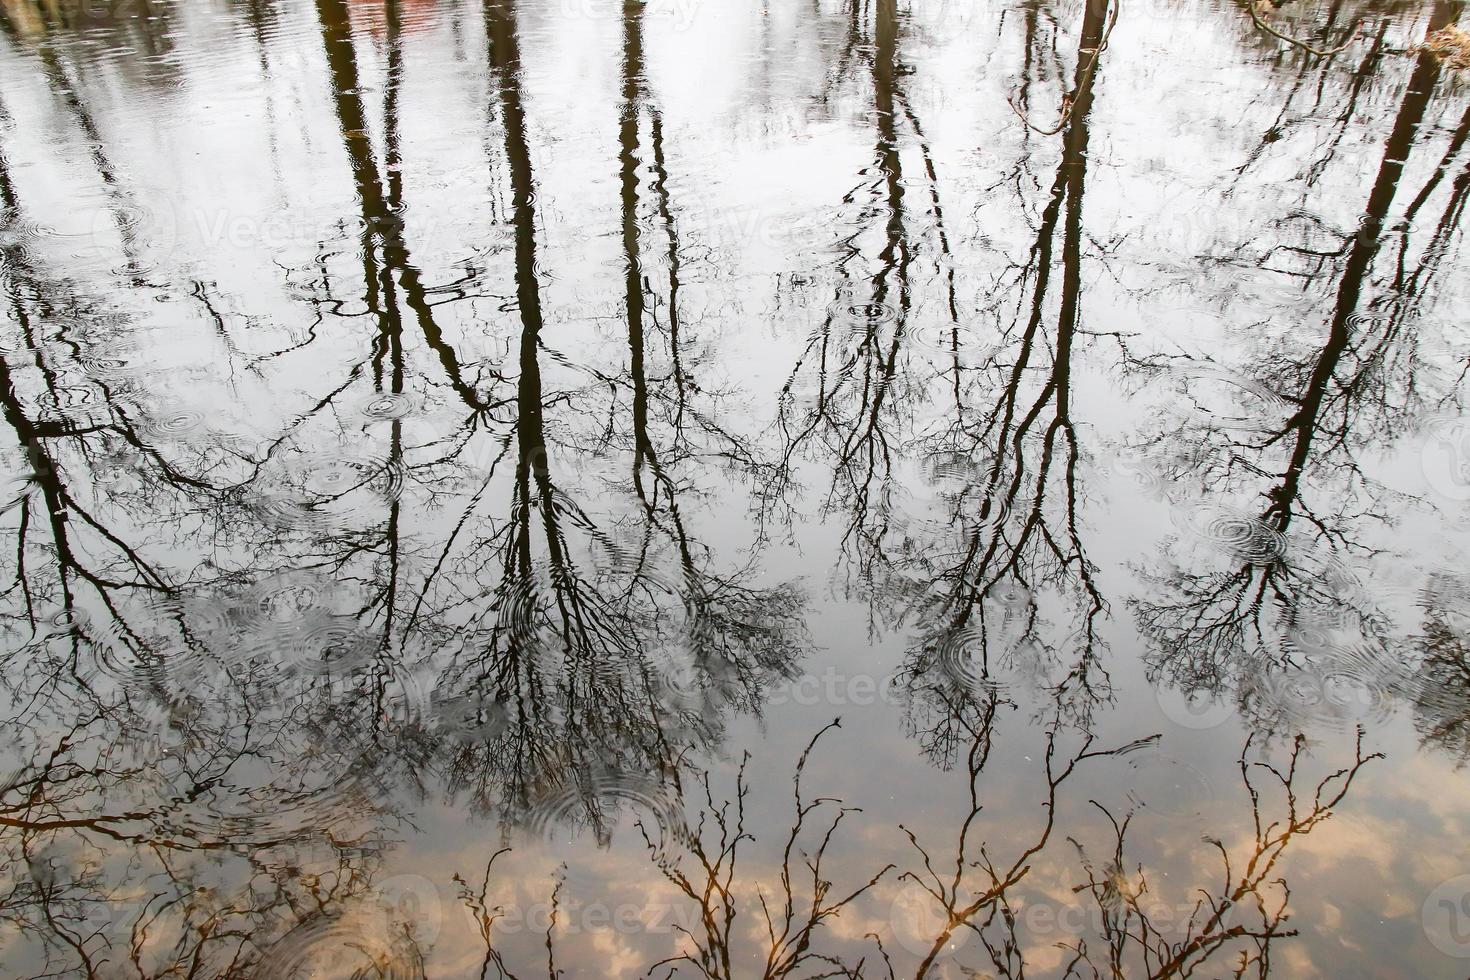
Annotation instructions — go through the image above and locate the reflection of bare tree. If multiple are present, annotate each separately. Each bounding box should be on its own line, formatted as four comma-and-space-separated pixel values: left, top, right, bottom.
765, 3, 1124, 731
0, 625, 424, 977
1008, 0, 1117, 136
896, 706, 1133, 978
0, 2, 812, 973
612, 0, 801, 715
1411, 576, 1470, 764
449, 723, 892, 980
1, 0, 180, 72
454, 846, 564, 980
1245, 0, 1363, 58
0, 149, 237, 652
419, 0, 805, 843
1062, 731, 1379, 978
447, 719, 1378, 979
0, 13, 173, 284
0, 68, 438, 968
768, 0, 938, 602
1133, 6, 1469, 729
642, 721, 892, 980
0, 0, 1446, 973
891, 0, 1122, 732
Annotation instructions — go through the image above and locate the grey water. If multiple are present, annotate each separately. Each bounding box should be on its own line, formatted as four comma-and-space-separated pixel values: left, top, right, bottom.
1, 0, 1470, 976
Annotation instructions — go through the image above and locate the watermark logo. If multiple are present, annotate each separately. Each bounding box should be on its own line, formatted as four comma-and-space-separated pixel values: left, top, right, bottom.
1421, 416, 1470, 504
888, 880, 970, 958
1423, 875, 1470, 958
555, 0, 702, 31
1156, 685, 1234, 730
372, 873, 444, 946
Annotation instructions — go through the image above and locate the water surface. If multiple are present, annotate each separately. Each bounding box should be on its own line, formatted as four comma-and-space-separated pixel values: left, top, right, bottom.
2, 0, 1470, 976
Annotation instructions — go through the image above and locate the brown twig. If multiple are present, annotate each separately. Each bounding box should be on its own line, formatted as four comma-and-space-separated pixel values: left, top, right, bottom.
1247, 2, 1364, 58
1008, 0, 1121, 136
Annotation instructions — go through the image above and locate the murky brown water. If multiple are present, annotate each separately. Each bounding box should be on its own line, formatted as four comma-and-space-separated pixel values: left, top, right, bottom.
1, 0, 1469, 976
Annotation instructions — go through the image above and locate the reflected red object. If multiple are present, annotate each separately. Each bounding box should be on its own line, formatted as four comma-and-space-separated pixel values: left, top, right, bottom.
346, 0, 439, 38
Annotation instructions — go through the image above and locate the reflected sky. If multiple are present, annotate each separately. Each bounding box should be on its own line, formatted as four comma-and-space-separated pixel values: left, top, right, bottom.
1, 0, 1469, 976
